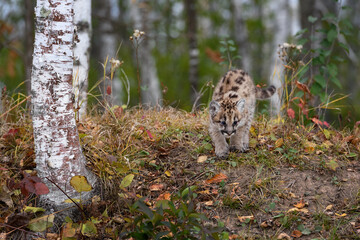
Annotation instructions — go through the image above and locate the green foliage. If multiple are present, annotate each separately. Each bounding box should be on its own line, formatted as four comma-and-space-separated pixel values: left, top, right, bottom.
122, 186, 227, 239
219, 39, 241, 70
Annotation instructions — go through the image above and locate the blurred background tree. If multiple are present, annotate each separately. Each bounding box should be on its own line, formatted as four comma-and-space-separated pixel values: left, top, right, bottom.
0, 0, 359, 127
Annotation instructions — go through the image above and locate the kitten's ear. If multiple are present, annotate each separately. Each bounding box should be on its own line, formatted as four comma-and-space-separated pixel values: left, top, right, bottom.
236, 99, 245, 112
209, 101, 220, 116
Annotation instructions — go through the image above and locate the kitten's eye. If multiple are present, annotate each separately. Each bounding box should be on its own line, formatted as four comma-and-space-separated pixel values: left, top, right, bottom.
220, 121, 226, 126
233, 121, 238, 126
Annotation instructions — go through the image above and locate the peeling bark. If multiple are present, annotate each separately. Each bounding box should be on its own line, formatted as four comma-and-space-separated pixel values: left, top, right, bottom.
31, 0, 95, 208
73, 0, 91, 120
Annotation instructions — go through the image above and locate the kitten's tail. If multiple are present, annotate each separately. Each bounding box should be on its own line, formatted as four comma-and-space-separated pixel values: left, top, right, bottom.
255, 85, 276, 99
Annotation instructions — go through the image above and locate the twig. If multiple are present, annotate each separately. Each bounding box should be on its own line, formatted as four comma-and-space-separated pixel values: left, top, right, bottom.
45, 177, 87, 220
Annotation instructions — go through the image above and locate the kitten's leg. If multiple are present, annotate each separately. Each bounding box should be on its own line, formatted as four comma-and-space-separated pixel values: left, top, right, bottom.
230, 127, 245, 152
209, 127, 229, 158
240, 123, 250, 152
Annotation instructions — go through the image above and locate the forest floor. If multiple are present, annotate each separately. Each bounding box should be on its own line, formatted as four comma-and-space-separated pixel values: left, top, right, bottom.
1, 106, 360, 239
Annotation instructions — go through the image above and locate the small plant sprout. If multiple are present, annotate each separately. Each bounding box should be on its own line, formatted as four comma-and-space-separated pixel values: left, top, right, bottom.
130, 29, 146, 104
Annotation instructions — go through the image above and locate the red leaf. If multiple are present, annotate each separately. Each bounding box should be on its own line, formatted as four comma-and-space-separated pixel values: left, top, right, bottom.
3, 128, 19, 139
312, 118, 323, 126
146, 130, 153, 139
35, 182, 49, 195
323, 121, 330, 128
287, 108, 295, 119
106, 86, 112, 95
295, 81, 310, 94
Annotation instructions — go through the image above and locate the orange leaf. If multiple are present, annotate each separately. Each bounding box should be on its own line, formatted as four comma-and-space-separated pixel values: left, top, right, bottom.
106, 86, 112, 95
293, 199, 306, 209
291, 230, 302, 238
205, 173, 228, 184
149, 184, 164, 191
157, 192, 171, 200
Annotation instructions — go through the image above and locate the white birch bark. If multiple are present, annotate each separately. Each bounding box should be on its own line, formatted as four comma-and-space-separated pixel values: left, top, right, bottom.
97, 0, 123, 106
31, 0, 95, 207
73, 0, 91, 121
233, 0, 252, 72
129, 0, 162, 107
266, 0, 300, 116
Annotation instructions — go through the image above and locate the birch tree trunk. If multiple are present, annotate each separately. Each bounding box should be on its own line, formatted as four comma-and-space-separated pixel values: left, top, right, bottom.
233, 0, 251, 72
95, 0, 123, 107
184, 0, 199, 104
266, 0, 300, 116
31, 0, 95, 208
129, 0, 162, 107
73, 0, 91, 121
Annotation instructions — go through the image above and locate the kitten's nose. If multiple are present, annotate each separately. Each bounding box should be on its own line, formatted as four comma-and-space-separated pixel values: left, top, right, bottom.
221, 130, 236, 136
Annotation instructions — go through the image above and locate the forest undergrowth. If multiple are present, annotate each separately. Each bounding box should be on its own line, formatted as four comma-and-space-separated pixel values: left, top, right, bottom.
1, 101, 360, 239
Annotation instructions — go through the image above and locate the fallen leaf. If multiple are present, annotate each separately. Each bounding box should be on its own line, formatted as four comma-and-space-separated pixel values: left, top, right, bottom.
205, 173, 228, 184
149, 184, 164, 191
157, 192, 171, 201
237, 215, 254, 223
275, 138, 284, 148
291, 229, 302, 238
287, 207, 309, 213
326, 159, 339, 171
325, 204, 333, 211
277, 232, 291, 240
260, 220, 272, 228
335, 213, 347, 217
197, 155, 207, 163
293, 199, 306, 209
164, 170, 172, 177
204, 200, 214, 206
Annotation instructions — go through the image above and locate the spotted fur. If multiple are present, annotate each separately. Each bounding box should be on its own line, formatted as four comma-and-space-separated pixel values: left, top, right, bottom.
209, 69, 276, 158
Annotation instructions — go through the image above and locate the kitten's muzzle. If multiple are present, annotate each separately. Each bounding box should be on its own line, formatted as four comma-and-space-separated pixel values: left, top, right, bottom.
221, 130, 236, 137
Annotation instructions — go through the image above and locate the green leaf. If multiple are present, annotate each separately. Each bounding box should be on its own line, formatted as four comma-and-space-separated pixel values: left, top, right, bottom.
338, 42, 349, 53
330, 77, 342, 89
70, 176, 92, 193
120, 174, 134, 188
227, 40, 235, 45
327, 29, 337, 42
81, 221, 97, 237
308, 16, 318, 23
229, 46, 236, 52
314, 75, 326, 88
294, 28, 308, 37
181, 186, 197, 198
28, 214, 54, 232
327, 63, 338, 77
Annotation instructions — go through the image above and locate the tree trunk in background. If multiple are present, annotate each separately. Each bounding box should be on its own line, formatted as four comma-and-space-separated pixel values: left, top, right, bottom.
31, 0, 95, 208
233, 0, 251, 72
129, 0, 162, 107
184, 0, 199, 105
73, 0, 91, 121
266, 0, 293, 116
94, 0, 123, 107
24, 0, 34, 95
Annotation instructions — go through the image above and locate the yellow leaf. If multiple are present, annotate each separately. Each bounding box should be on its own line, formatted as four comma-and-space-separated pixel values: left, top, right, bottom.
164, 170, 172, 177
325, 205, 333, 211
304, 141, 316, 153
249, 126, 257, 136
335, 213, 347, 217
197, 155, 207, 163
326, 159, 339, 171
275, 138, 284, 148
70, 176, 92, 193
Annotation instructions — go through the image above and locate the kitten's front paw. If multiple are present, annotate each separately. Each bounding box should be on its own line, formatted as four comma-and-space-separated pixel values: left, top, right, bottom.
215, 149, 229, 159
229, 144, 249, 153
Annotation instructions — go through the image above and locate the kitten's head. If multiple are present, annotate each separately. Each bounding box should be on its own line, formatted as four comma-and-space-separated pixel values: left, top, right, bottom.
209, 98, 246, 138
